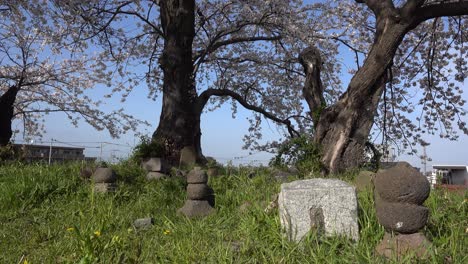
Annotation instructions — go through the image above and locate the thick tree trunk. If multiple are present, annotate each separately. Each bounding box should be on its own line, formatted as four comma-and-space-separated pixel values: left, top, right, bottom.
0, 85, 20, 146
152, 0, 205, 164
312, 14, 409, 174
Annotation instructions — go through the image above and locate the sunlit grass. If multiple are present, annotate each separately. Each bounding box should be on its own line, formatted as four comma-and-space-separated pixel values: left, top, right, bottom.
0, 162, 466, 263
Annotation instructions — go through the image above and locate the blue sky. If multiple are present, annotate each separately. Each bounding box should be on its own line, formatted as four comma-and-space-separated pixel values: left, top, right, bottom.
11, 1, 468, 169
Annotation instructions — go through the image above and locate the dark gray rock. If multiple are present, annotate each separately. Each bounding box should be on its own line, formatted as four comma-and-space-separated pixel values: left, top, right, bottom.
376, 232, 432, 259
141, 158, 169, 173
146, 172, 167, 181
92, 168, 117, 183
133, 218, 154, 230
375, 199, 429, 234
374, 162, 430, 204
177, 199, 214, 218
187, 183, 210, 200
186, 167, 208, 184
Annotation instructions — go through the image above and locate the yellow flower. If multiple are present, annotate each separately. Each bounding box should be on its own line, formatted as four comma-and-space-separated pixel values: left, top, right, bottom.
163, 230, 171, 235
94, 231, 101, 237
127, 228, 133, 233
112, 235, 120, 243
66, 227, 74, 232
23, 260, 29, 264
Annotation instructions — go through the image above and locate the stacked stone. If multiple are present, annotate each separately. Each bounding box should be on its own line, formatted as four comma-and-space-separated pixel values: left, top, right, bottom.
142, 158, 169, 180
92, 167, 117, 192
374, 162, 431, 258
178, 167, 215, 218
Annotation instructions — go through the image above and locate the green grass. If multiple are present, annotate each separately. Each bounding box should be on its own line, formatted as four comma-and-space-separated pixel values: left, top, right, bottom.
0, 161, 466, 263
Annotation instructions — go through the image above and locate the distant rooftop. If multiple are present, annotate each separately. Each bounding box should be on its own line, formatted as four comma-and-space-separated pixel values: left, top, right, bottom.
432, 165, 468, 170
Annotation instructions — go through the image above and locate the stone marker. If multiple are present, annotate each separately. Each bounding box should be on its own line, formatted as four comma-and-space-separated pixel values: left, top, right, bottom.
133, 217, 154, 230
92, 167, 117, 193
141, 157, 169, 173
178, 167, 215, 218
374, 162, 431, 259
278, 179, 359, 242
179, 146, 197, 167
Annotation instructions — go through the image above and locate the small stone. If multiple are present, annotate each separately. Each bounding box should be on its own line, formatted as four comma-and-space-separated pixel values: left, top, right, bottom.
180, 146, 197, 167
133, 218, 154, 230
187, 183, 210, 200
375, 199, 429, 234
177, 199, 215, 218
92, 168, 117, 183
146, 171, 167, 181
376, 232, 432, 259
141, 158, 169, 173
374, 162, 430, 204
355, 171, 375, 192
94, 182, 117, 193
186, 167, 208, 183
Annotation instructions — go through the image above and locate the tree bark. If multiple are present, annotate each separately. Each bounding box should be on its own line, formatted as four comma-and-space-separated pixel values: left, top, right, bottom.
0, 85, 20, 146
151, 0, 205, 164
311, 10, 409, 174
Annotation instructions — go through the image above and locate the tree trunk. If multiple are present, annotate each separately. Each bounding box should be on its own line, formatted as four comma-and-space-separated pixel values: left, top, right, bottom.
0, 85, 20, 146
312, 14, 409, 174
152, 0, 205, 164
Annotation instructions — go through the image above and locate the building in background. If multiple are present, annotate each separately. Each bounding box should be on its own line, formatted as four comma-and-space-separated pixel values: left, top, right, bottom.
12, 144, 96, 163
430, 165, 468, 188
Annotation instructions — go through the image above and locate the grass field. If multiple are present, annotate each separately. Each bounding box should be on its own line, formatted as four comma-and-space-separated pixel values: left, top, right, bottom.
0, 161, 466, 263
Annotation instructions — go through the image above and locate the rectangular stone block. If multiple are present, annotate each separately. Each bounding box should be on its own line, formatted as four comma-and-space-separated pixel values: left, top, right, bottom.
141, 158, 169, 173
278, 178, 359, 242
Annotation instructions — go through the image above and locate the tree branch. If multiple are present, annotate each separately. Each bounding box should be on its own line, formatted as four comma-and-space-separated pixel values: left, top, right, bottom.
355, 0, 395, 16
410, 1, 468, 28
197, 88, 299, 137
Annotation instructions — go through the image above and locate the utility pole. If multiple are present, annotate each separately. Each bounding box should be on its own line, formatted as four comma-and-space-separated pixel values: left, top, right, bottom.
421, 145, 427, 175
48, 138, 53, 165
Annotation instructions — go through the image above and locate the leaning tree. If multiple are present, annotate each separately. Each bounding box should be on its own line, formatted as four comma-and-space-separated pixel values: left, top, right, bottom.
299, 0, 468, 173
52, 0, 342, 164
0, 2, 144, 147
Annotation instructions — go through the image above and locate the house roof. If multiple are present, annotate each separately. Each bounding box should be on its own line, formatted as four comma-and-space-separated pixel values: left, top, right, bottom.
432, 165, 468, 170
12, 143, 84, 151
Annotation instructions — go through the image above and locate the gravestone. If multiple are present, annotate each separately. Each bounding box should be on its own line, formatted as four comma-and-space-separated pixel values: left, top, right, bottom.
141, 157, 169, 180
374, 162, 432, 259
92, 167, 117, 192
179, 146, 197, 167
278, 178, 359, 242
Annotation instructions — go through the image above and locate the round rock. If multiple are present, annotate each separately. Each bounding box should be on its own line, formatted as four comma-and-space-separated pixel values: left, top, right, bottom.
376, 200, 429, 233
186, 167, 208, 184
187, 183, 210, 200
374, 162, 430, 204
92, 168, 117, 183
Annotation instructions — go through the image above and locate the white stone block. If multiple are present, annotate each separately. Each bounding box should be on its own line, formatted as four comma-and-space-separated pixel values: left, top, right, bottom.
278, 178, 359, 242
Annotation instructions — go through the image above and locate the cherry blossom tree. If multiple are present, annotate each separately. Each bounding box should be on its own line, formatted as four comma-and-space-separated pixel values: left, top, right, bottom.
0, 2, 145, 146
52, 0, 467, 173
299, 0, 468, 173
52, 0, 340, 164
